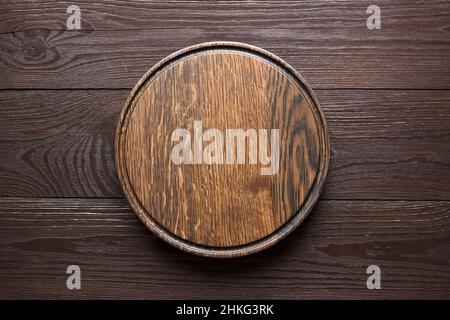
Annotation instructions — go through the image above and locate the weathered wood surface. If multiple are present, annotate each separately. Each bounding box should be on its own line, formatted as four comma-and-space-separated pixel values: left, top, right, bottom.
1, 90, 449, 200
0, 198, 448, 299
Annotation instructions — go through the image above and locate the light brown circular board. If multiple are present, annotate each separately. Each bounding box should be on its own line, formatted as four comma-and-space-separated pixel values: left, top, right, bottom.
115, 42, 330, 258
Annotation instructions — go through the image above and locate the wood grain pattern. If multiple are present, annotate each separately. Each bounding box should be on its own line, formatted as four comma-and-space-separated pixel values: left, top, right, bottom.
0, 197, 448, 299
0, 90, 125, 197
1, 89, 449, 200
116, 43, 329, 256
1, 0, 449, 298
1, 0, 448, 32
0, 24, 449, 89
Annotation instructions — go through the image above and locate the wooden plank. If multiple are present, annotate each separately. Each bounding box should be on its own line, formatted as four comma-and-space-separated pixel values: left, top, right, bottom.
1, 89, 449, 200
0, 197, 448, 299
0, 90, 126, 197
1, 1, 448, 32
0, 22, 448, 89
320, 89, 450, 200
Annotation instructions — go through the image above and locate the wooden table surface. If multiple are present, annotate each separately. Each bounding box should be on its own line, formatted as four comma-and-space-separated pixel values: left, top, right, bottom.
0, 0, 449, 299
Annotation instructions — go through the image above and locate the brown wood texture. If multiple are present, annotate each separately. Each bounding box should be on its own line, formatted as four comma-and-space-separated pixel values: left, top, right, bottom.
0, 28, 448, 90
1, 89, 449, 200
0, 0, 449, 89
1, 0, 447, 32
0, 197, 449, 299
116, 43, 329, 255
0, 0, 449, 298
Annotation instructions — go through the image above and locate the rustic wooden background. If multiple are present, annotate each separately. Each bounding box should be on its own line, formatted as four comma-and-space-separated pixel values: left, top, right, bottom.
0, 0, 449, 299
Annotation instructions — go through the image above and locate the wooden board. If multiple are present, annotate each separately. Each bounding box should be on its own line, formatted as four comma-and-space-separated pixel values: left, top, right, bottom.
1, 28, 449, 90
1, 1, 448, 90
0, 0, 449, 298
0, 197, 448, 299
2, 0, 448, 32
1, 90, 449, 200
115, 42, 330, 257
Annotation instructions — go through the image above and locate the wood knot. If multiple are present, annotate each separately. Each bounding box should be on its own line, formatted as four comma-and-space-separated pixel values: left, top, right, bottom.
23, 38, 46, 60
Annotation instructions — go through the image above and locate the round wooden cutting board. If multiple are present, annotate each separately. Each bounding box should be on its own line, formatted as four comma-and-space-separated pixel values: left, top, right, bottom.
115, 42, 330, 257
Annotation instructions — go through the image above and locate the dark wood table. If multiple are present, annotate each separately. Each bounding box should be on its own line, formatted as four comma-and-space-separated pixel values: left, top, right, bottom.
0, 0, 449, 299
